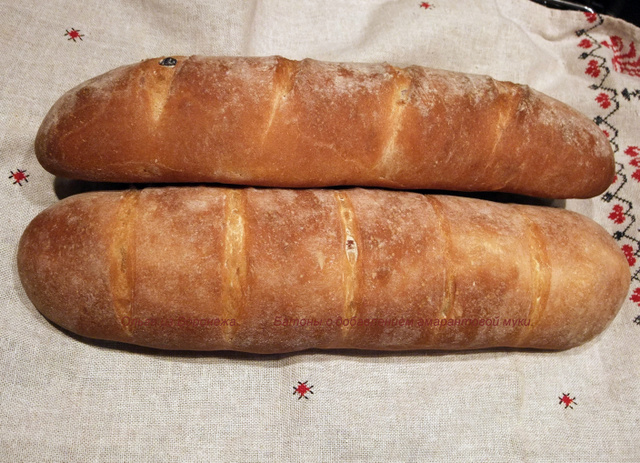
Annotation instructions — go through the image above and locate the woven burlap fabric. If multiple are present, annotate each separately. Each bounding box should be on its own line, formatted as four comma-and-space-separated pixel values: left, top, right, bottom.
1, 0, 638, 461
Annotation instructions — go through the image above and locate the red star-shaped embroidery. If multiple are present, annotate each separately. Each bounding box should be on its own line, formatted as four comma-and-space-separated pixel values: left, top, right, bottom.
420, 2, 431, 9
9, 169, 29, 186
65, 28, 84, 42
293, 381, 314, 399
559, 393, 577, 409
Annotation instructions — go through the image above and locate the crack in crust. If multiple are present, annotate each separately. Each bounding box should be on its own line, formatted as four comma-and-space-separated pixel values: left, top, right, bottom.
221, 189, 247, 345
335, 192, 359, 338
262, 57, 299, 145
489, 83, 530, 191
109, 190, 140, 337
426, 196, 456, 319
514, 206, 551, 346
376, 67, 413, 174
149, 56, 189, 123
488, 82, 518, 166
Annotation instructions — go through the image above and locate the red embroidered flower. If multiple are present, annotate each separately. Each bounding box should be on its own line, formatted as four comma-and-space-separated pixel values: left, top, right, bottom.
609, 204, 625, 224
584, 12, 597, 23
621, 244, 636, 266
586, 59, 601, 78
602, 36, 640, 77
629, 155, 640, 181
625, 146, 640, 157
578, 39, 592, 49
630, 288, 640, 304
595, 92, 611, 108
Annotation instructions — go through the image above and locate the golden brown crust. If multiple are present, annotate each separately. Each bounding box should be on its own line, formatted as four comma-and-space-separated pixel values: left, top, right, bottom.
17, 187, 629, 353
132, 187, 228, 349
35, 56, 614, 199
17, 192, 125, 341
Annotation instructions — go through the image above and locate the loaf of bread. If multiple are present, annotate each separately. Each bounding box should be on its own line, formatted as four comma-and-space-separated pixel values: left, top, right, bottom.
17, 187, 629, 353
35, 56, 614, 199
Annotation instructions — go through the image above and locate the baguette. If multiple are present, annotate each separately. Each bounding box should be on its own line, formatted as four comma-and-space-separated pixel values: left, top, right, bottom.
35, 56, 613, 199
17, 187, 629, 353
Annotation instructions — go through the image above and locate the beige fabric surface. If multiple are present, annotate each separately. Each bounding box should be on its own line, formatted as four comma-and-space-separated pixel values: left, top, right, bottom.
1, 0, 639, 461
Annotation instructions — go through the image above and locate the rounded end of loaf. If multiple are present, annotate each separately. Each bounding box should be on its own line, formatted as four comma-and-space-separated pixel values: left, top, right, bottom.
353, 67, 615, 199
500, 85, 615, 199
34, 64, 132, 180
34, 57, 191, 182
34, 87, 77, 179
513, 205, 630, 349
17, 193, 131, 343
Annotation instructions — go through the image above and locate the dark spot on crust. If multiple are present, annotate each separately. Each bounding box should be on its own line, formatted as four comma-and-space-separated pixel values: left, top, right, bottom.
159, 57, 177, 67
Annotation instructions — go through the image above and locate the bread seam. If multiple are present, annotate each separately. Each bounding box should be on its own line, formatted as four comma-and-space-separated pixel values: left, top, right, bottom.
426, 196, 456, 319
514, 206, 551, 345
109, 190, 139, 337
221, 189, 247, 345
487, 81, 521, 183
500, 86, 536, 190
376, 67, 412, 175
262, 57, 298, 145
335, 191, 359, 338
149, 56, 188, 123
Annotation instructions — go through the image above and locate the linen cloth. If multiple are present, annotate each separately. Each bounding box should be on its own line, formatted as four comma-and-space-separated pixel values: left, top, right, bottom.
1, 0, 639, 461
